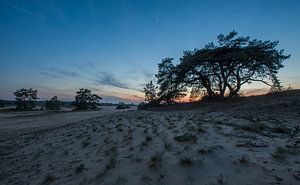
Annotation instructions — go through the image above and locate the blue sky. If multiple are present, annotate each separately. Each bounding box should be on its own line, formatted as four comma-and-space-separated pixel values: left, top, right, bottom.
0, 0, 299, 102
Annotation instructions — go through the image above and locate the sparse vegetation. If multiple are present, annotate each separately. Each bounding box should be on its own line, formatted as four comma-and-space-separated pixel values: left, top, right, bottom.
174, 133, 197, 143
198, 148, 213, 154
270, 146, 300, 160
239, 155, 249, 163
217, 174, 224, 184
44, 174, 56, 183
148, 153, 163, 168
235, 123, 266, 134
164, 142, 171, 151
145, 135, 152, 142
179, 156, 193, 165
76, 163, 85, 173
81, 139, 90, 147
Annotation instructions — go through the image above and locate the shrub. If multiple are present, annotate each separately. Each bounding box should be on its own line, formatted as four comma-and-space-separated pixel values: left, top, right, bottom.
45, 96, 60, 110
174, 133, 197, 143
116, 102, 130, 109
148, 153, 163, 168
13, 88, 38, 111
179, 157, 192, 165
76, 163, 85, 173
74, 88, 102, 110
137, 102, 148, 110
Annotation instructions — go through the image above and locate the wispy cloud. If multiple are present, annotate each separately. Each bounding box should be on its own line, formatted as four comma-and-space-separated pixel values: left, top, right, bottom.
92, 72, 130, 89
50, 68, 79, 77
75, 62, 143, 91
40, 71, 61, 79
39, 67, 79, 79
7, 2, 46, 19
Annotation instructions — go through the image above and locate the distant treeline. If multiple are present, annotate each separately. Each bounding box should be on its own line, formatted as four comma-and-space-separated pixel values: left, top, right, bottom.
3, 88, 134, 111
0, 100, 133, 108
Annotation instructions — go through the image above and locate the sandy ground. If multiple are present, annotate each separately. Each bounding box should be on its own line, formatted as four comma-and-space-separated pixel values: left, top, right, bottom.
0, 106, 134, 137
0, 91, 300, 185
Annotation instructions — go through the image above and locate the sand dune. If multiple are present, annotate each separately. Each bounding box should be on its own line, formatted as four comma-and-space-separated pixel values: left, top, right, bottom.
1, 91, 300, 185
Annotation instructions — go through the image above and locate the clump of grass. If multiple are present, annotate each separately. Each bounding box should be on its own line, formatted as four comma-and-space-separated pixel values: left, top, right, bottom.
92, 127, 97, 132
272, 126, 289, 134
214, 119, 223, 125
179, 156, 192, 166
78, 177, 87, 185
174, 134, 197, 143
97, 146, 117, 178
217, 174, 224, 184
114, 176, 128, 185
63, 149, 69, 155
271, 146, 289, 160
239, 155, 249, 163
197, 127, 206, 133
235, 123, 266, 134
186, 125, 196, 132
44, 174, 56, 183
82, 139, 90, 147
148, 153, 163, 168
164, 142, 171, 151
76, 163, 85, 173
145, 135, 152, 142
198, 148, 213, 154
141, 141, 148, 147
141, 175, 152, 183
184, 145, 192, 151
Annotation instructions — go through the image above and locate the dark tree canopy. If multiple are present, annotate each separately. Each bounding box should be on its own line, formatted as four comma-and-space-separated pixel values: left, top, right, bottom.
143, 31, 290, 104
178, 31, 290, 98
155, 58, 186, 103
14, 88, 38, 111
75, 88, 102, 110
45, 96, 61, 110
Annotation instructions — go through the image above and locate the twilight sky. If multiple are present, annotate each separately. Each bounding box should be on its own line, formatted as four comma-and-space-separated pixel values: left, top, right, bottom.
0, 0, 300, 103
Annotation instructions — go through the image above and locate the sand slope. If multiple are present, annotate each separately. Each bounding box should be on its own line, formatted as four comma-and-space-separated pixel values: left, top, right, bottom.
1, 91, 300, 185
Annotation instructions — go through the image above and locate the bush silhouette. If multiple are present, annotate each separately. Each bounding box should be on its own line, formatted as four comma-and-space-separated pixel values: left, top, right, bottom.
45, 96, 60, 110
116, 102, 130, 109
74, 88, 102, 110
13, 88, 38, 111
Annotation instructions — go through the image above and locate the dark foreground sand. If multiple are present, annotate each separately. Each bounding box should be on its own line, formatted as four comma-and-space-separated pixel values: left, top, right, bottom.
0, 91, 300, 185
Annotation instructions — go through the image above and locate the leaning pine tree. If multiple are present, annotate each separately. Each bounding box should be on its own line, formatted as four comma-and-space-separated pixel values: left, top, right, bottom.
174, 31, 290, 98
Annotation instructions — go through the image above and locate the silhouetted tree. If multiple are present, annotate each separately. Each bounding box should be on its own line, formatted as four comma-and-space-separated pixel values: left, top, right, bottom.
177, 31, 290, 98
75, 88, 102, 110
45, 96, 61, 110
144, 81, 157, 103
14, 88, 38, 110
155, 58, 186, 103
